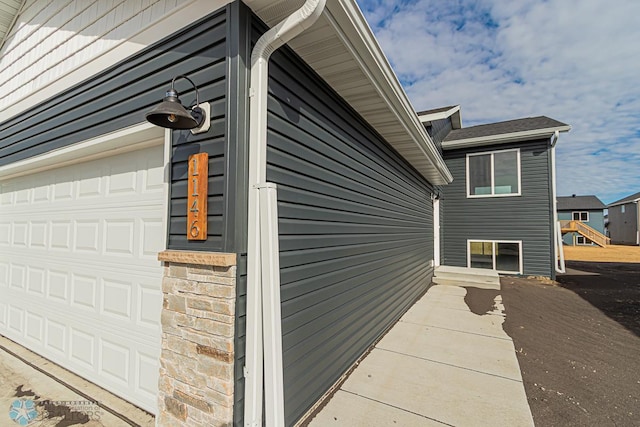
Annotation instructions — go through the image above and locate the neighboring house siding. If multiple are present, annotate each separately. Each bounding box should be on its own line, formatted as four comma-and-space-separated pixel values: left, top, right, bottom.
0, 0, 190, 113
441, 139, 553, 277
608, 203, 639, 245
235, 15, 435, 427
558, 210, 605, 245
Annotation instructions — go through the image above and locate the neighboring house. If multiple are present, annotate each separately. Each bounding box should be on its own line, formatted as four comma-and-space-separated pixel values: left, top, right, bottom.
607, 192, 640, 245
0, 1, 452, 426
557, 195, 607, 246
419, 107, 571, 279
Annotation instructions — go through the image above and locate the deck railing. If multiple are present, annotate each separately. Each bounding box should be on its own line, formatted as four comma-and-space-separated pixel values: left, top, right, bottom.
560, 220, 610, 247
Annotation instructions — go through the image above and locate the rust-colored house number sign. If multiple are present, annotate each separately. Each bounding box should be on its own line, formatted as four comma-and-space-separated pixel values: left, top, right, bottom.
187, 153, 208, 240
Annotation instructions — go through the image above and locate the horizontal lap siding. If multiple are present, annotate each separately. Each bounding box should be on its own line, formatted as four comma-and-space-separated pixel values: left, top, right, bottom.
0, 6, 230, 252
441, 140, 553, 276
0, 0, 192, 112
0, 10, 227, 166
265, 40, 434, 425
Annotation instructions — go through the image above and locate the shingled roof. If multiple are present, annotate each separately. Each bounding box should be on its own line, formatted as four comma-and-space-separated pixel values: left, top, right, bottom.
608, 191, 640, 207
557, 195, 606, 211
444, 116, 570, 143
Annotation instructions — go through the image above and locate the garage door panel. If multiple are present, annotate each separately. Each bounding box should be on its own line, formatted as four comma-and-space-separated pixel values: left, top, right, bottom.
25, 311, 44, 344
0, 144, 164, 413
0, 302, 6, 327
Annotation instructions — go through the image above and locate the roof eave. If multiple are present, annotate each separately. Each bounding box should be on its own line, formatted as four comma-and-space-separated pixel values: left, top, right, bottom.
248, 0, 452, 185
418, 105, 461, 124
442, 125, 572, 150
322, 1, 452, 184
608, 198, 640, 208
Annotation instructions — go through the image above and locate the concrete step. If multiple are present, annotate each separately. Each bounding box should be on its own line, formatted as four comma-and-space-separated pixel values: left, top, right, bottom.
433, 265, 501, 289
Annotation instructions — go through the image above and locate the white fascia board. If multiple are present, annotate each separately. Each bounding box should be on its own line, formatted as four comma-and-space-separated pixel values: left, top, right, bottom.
442, 125, 572, 150
418, 105, 461, 124
0, 0, 233, 121
329, 0, 452, 184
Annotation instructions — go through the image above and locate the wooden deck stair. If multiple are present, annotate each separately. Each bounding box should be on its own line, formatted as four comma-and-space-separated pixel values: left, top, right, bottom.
560, 220, 610, 247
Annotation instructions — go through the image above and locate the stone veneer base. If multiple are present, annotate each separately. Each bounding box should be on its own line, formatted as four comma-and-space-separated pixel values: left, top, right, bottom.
156, 250, 237, 427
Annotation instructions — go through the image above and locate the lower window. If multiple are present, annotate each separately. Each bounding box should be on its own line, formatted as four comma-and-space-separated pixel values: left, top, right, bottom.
576, 236, 593, 245
468, 240, 523, 274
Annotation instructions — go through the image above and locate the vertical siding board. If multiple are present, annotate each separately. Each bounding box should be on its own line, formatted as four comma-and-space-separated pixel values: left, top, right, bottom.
227, 2, 251, 425
441, 139, 553, 276
257, 24, 434, 427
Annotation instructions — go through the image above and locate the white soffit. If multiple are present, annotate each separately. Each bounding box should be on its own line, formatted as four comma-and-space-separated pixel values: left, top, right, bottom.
0, 0, 22, 48
246, 0, 452, 185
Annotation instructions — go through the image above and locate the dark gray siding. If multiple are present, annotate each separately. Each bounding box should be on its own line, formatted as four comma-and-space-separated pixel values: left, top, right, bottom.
165, 11, 228, 251
262, 25, 435, 427
426, 118, 453, 153
441, 139, 553, 277
608, 203, 639, 245
0, 7, 232, 253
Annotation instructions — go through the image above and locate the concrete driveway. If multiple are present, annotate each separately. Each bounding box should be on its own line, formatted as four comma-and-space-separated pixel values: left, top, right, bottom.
0, 336, 154, 426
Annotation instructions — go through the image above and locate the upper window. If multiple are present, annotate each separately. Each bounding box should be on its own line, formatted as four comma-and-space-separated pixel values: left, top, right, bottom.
572, 211, 589, 222
621, 205, 626, 214
467, 149, 521, 197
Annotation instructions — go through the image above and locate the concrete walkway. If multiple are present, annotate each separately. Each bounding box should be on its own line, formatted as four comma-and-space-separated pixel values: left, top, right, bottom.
308, 270, 534, 426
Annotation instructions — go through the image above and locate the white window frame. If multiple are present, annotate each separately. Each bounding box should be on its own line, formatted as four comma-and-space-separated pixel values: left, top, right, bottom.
572, 211, 589, 222
466, 148, 521, 198
467, 239, 523, 274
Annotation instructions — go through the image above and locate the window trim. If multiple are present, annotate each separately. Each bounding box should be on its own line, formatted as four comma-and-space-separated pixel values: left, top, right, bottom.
572, 211, 589, 222
466, 148, 521, 198
467, 239, 523, 274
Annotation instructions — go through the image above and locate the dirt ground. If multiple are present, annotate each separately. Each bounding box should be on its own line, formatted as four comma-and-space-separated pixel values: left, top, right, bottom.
502, 261, 640, 426
563, 244, 640, 263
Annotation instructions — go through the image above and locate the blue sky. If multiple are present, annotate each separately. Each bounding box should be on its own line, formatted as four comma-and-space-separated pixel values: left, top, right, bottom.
356, 0, 640, 205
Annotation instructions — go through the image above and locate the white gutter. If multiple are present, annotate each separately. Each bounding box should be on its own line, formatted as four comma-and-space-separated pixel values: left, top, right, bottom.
244, 2, 326, 426
550, 131, 565, 274
442, 125, 571, 150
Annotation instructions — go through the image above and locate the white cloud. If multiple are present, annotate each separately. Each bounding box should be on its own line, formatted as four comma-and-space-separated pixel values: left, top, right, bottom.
357, 0, 640, 204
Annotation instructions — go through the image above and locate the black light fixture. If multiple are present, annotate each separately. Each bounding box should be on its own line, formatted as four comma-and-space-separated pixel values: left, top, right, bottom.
146, 75, 210, 134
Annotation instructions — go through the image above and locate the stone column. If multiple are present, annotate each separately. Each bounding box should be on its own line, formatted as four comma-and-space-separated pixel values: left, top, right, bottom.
156, 250, 237, 427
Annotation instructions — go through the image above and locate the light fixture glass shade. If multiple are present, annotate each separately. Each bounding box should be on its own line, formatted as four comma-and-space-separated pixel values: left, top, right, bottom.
145, 90, 202, 129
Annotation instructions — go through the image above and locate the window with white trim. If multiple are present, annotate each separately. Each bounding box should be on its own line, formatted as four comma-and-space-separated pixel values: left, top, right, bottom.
467, 149, 520, 197
468, 240, 523, 274
572, 211, 589, 221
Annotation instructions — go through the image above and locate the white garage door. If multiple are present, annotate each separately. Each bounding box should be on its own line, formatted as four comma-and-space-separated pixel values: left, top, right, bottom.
0, 144, 165, 413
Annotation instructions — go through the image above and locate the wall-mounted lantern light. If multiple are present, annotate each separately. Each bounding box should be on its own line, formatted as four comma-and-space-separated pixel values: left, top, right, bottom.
145, 75, 210, 134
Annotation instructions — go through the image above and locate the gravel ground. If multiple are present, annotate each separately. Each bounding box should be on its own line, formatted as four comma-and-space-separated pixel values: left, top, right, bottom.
502, 261, 640, 427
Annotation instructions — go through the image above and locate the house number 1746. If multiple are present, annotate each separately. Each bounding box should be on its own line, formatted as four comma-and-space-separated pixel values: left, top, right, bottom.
187, 153, 208, 241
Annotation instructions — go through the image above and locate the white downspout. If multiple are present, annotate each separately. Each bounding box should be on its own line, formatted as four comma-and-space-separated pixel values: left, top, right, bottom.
245, 2, 326, 427
550, 131, 565, 274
